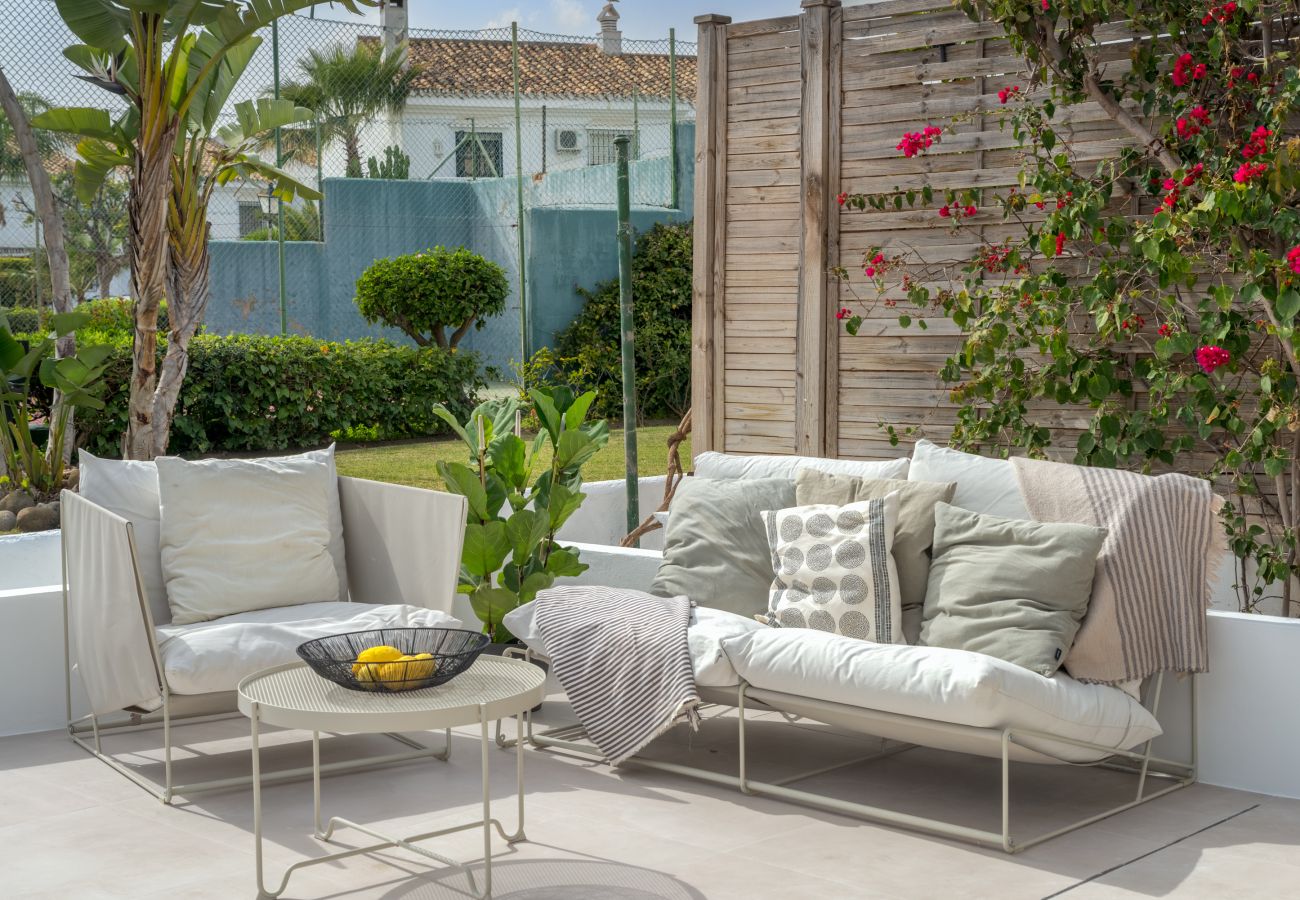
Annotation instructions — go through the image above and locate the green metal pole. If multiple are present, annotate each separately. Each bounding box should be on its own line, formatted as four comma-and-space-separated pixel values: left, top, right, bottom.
512, 22, 529, 366
615, 135, 639, 542
273, 18, 287, 336
669, 28, 679, 210
315, 116, 324, 242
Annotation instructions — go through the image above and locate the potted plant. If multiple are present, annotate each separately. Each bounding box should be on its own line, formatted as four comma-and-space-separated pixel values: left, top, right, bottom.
434, 386, 609, 645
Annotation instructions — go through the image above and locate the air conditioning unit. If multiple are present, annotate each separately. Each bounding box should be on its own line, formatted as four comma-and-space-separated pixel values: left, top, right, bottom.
554, 128, 584, 153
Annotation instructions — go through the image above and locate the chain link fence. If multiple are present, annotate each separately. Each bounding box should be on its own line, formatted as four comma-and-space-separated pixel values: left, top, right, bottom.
0, 0, 695, 363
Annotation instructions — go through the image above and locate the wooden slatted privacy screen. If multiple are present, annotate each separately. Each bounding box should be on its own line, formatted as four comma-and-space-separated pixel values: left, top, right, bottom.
691, 0, 1142, 459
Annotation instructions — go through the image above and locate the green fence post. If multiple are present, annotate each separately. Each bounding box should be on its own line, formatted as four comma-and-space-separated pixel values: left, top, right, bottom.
615, 135, 640, 542
315, 116, 324, 242
669, 27, 679, 210
273, 18, 287, 336
512, 22, 529, 366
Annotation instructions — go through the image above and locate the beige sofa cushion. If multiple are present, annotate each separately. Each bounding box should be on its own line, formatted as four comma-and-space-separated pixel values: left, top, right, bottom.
157, 456, 340, 625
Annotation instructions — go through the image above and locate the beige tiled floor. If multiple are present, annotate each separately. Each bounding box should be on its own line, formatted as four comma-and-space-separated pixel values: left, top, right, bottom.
2, 697, 1297, 900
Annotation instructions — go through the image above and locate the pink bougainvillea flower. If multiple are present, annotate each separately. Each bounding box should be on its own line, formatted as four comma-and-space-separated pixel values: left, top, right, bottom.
1287, 246, 1300, 276
964, 205, 978, 217
1055, 232, 1066, 256
897, 126, 942, 158
836, 307, 853, 320
997, 85, 1021, 104
871, 253, 885, 265
864, 266, 876, 277
1234, 161, 1268, 183
938, 205, 951, 218
1040, 0, 1048, 9
1158, 323, 1174, 337
1195, 345, 1231, 374
837, 192, 848, 206
1171, 53, 1194, 87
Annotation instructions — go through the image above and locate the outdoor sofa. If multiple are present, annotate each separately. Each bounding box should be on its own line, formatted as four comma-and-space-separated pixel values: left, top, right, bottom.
502, 443, 1213, 853
61, 446, 467, 802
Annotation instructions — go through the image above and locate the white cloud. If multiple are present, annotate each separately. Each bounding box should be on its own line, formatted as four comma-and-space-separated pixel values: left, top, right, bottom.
550, 0, 591, 32
484, 7, 525, 28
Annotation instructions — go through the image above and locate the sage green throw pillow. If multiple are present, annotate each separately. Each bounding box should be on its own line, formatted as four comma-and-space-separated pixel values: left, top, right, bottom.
921, 503, 1107, 677
795, 469, 955, 644
652, 476, 796, 617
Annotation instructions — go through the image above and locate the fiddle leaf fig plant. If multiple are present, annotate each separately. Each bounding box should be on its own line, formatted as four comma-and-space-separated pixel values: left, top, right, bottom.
434, 385, 609, 641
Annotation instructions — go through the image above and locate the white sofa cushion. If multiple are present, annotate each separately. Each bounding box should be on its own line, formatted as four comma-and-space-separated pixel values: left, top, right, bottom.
78, 445, 350, 625
721, 628, 1160, 760
504, 601, 765, 688
694, 451, 909, 482
157, 455, 339, 625
155, 601, 461, 695
907, 439, 1030, 520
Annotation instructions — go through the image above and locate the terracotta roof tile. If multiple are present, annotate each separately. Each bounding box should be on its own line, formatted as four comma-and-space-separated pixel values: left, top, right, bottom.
363, 36, 696, 101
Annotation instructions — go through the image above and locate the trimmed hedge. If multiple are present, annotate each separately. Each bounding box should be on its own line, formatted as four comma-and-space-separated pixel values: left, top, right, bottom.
1, 298, 167, 338
76, 333, 483, 456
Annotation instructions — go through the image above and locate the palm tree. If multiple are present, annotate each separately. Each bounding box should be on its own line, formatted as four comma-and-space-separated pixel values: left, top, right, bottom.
278, 42, 420, 177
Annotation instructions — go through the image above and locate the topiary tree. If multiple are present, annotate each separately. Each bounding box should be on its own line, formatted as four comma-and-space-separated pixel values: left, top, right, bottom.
355, 246, 509, 350
837, 1, 1300, 614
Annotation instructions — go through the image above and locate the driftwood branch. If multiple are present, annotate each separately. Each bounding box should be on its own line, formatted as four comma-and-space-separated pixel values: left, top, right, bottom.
621, 408, 692, 547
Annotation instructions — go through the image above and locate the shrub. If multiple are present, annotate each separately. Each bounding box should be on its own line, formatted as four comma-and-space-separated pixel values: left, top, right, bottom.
79, 297, 169, 336
1, 307, 44, 334
355, 246, 509, 349
0, 299, 166, 339
550, 222, 692, 421
75, 334, 483, 456
0, 256, 37, 307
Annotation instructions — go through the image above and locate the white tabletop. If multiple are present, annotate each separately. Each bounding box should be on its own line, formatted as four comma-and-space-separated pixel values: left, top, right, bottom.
237, 656, 547, 733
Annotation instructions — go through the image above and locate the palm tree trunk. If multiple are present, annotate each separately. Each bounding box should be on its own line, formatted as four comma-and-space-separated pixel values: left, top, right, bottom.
0, 65, 76, 465
344, 128, 362, 178
124, 14, 178, 460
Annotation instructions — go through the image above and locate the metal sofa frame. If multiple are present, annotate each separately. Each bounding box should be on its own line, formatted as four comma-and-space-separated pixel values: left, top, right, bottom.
496, 648, 1196, 853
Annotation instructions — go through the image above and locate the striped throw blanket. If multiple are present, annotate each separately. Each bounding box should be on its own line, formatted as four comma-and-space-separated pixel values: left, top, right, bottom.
533, 585, 700, 765
1012, 458, 1225, 684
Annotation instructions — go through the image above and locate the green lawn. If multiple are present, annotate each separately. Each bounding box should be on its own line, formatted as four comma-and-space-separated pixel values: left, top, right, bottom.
335, 424, 692, 490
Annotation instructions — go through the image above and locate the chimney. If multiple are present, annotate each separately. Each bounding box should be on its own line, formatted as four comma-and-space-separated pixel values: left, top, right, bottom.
597, 1, 622, 56
381, 0, 408, 56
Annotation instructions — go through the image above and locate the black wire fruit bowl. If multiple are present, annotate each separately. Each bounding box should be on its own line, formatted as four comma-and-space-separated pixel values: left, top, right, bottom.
297, 627, 490, 693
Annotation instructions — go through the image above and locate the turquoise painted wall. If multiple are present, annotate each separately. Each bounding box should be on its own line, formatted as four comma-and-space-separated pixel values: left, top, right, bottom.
207, 123, 695, 375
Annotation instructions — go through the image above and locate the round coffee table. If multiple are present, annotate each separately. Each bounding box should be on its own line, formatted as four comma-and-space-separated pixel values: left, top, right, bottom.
237, 655, 546, 899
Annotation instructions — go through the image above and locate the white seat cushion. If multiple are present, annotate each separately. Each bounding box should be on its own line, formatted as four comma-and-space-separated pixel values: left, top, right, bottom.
721, 628, 1160, 762
155, 602, 461, 696
504, 601, 765, 688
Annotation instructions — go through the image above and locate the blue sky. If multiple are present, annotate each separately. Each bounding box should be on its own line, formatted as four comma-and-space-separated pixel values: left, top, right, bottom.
314, 0, 800, 43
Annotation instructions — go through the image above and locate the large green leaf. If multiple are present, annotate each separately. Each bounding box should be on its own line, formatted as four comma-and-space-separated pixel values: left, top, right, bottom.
461, 521, 511, 579
54, 0, 129, 48
545, 483, 586, 532
194, 33, 261, 132
437, 460, 489, 522
489, 434, 529, 491
504, 509, 550, 566
30, 107, 120, 142
468, 586, 520, 639
545, 548, 586, 578
213, 154, 322, 202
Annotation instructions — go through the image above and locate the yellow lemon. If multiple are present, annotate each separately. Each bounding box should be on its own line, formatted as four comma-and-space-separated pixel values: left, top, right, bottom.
382, 653, 438, 691
352, 645, 403, 682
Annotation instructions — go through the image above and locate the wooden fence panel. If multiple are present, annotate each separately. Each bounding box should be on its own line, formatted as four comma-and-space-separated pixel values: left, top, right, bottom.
693, 0, 1147, 460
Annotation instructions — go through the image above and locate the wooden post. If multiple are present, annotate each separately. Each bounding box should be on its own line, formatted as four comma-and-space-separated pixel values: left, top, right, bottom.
796, 0, 839, 456
691, 13, 731, 454
823, 2, 843, 459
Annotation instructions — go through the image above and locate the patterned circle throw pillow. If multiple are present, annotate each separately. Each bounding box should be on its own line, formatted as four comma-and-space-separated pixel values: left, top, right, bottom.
761, 493, 903, 644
